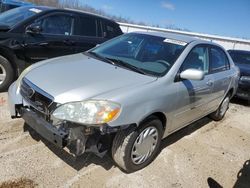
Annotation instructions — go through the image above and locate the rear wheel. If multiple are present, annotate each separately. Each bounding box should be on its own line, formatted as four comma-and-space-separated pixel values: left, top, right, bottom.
0, 55, 14, 92
209, 94, 230, 121
112, 116, 163, 172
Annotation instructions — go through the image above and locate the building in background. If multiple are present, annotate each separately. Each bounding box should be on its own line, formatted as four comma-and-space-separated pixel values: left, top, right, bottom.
119, 22, 250, 51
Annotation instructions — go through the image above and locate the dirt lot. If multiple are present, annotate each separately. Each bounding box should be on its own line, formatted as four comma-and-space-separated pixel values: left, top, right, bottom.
0, 92, 249, 188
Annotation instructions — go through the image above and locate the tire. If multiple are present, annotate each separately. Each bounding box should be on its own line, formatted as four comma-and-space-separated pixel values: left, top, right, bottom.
0, 55, 14, 92
209, 94, 230, 121
112, 116, 163, 173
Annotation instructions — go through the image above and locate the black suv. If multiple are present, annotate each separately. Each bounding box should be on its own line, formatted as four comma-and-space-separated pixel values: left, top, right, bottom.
228, 50, 250, 100
0, 6, 123, 91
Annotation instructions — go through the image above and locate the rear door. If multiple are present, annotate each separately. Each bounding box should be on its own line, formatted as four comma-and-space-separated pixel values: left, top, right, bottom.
70, 15, 106, 53
207, 46, 231, 111
24, 12, 76, 64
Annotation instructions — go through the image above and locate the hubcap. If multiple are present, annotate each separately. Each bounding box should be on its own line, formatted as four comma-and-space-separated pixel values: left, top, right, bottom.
220, 97, 229, 116
131, 126, 159, 165
0, 64, 6, 85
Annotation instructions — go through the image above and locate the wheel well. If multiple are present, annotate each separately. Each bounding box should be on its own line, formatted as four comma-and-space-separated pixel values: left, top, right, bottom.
146, 112, 167, 130
0, 48, 17, 76
228, 88, 234, 98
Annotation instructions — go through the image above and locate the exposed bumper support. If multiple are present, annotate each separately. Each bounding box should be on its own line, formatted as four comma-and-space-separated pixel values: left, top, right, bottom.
20, 107, 68, 148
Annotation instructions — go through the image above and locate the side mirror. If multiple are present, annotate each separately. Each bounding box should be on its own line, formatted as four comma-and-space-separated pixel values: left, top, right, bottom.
26, 23, 42, 34
180, 69, 205, 81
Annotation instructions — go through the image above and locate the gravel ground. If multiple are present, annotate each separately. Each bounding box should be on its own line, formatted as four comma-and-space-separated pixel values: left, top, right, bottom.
0, 92, 249, 188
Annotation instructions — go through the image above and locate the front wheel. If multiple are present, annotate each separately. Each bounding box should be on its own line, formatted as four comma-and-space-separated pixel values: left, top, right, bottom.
0, 55, 14, 92
209, 95, 230, 121
112, 116, 163, 172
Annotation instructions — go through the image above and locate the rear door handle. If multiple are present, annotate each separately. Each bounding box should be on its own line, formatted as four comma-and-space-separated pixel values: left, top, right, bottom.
206, 80, 213, 86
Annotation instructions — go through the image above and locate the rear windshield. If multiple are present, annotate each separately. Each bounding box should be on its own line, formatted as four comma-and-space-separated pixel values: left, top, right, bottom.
0, 6, 47, 27
229, 51, 250, 65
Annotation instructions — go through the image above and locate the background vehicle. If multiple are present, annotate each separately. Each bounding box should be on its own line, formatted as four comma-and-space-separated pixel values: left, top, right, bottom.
8, 32, 239, 172
0, 5, 123, 91
228, 50, 250, 100
0, 0, 33, 13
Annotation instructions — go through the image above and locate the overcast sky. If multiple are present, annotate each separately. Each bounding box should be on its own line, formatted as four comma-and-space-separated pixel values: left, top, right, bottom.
83, 0, 250, 39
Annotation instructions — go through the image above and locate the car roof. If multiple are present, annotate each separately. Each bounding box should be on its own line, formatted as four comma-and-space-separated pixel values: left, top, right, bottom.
21, 5, 54, 11
228, 49, 250, 54
60, 8, 117, 23
132, 31, 207, 44
22, 6, 118, 24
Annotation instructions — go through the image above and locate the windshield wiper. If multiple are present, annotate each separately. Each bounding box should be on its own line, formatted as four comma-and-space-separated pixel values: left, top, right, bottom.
85, 51, 115, 65
106, 58, 148, 75
86, 52, 148, 75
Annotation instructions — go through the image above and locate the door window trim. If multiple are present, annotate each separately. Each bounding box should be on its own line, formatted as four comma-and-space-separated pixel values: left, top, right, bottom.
208, 45, 230, 74
175, 44, 210, 82
71, 15, 103, 38
32, 12, 75, 36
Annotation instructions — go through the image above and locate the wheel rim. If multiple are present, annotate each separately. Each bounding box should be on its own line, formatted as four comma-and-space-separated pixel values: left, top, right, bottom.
220, 97, 229, 116
0, 64, 6, 85
131, 126, 159, 165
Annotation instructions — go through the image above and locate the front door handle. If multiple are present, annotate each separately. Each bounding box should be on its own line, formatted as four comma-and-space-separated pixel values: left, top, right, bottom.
206, 80, 213, 86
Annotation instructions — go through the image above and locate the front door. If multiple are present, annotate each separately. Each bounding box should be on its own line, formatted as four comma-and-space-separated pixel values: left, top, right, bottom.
23, 13, 76, 64
170, 45, 214, 132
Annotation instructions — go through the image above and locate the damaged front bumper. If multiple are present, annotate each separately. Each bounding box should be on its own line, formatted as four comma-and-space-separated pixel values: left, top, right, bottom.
19, 107, 109, 157
8, 82, 118, 157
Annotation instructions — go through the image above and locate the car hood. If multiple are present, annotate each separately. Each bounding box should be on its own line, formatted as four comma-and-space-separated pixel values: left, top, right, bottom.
235, 63, 250, 76
25, 53, 157, 104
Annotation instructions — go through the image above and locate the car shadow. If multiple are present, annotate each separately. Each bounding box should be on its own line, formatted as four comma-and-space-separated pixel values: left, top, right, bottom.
231, 97, 250, 107
160, 117, 212, 150
207, 177, 223, 188
233, 160, 250, 188
207, 160, 250, 188
23, 123, 114, 171
23, 116, 213, 172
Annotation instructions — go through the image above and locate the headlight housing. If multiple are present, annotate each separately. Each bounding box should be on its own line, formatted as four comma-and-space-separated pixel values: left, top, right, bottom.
52, 100, 121, 125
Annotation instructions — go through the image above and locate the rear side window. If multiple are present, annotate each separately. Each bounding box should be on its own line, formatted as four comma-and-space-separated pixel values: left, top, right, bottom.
181, 46, 209, 74
38, 14, 73, 36
73, 16, 97, 37
210, 47, 229, 72
103, 22, 122, 39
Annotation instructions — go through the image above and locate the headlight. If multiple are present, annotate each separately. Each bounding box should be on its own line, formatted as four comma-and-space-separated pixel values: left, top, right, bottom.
52, 100, 121, 125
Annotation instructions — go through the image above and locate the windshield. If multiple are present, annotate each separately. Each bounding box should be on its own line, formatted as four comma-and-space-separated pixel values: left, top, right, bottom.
90, 33, 187, 77
0, 6, 46, 27
229, 51, 250, 65
0, 4, 18, 13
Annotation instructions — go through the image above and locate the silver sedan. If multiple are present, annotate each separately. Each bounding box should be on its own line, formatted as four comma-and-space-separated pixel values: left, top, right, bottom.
8, 32, 239, 172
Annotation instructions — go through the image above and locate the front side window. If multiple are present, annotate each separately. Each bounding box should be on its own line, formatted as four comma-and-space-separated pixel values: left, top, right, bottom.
90, 33, 187, 77
181, 46, 209, 74
210, 47, 229, 72
73, 16, 97, 37
37, 14, 73, 36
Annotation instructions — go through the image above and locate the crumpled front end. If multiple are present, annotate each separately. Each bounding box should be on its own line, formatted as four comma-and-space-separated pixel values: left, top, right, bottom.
8, 79, 117, 157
